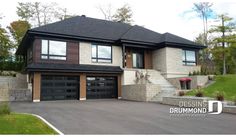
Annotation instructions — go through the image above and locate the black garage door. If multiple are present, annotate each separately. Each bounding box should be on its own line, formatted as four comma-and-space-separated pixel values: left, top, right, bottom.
41, 75, 80, 101
86, 76, 117, 99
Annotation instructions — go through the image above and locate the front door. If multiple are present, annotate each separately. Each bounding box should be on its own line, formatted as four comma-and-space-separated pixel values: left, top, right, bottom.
132, 51, 144, 68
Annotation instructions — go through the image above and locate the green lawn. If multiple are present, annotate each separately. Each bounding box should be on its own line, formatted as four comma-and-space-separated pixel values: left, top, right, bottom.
0, 113, 58, 135
186, 74, 236, 101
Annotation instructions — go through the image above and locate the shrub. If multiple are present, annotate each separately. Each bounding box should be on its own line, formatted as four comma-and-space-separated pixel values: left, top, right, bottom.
195, 88, 204, 97
0, 103, 11, 115
0, 59, 24, 71
0, 71, 17, 77
215, 91, 224, 101
192, 71, 197, 75
189, 72, 192, 76
196, 71, 201, 75
178, 91, 185, 96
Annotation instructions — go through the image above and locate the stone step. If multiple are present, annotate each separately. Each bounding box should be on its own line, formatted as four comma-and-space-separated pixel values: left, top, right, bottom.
140, 69, 177, 102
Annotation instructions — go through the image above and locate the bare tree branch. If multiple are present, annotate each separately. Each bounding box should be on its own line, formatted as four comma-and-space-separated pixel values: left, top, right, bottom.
97, 4, 114, 21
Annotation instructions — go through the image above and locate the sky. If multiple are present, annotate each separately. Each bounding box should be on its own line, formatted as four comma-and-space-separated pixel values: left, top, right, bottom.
0, 0, 236, 41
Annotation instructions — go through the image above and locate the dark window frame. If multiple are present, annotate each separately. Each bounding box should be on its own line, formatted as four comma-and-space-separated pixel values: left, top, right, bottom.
40, 39, 67, 61
132, 50, 144, 69
182, 49, 197, 66
27, 46, 33, 63
91, 44, 112, 63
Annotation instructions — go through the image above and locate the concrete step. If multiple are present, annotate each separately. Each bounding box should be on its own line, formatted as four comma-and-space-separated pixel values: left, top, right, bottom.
145, 69, 176, 102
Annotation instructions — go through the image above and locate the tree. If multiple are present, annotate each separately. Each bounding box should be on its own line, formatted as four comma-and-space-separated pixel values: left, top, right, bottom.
0, 27, 12, 58
193, 2, 214, 46
54, 8, 77, 21
113, 4, 133, 24
194, 33, 216, 75
7, 20, 31, 49
0, 15, 12, 58
209, 14, 236, 74
16, 2, 68, 27
97, 4, 114, 21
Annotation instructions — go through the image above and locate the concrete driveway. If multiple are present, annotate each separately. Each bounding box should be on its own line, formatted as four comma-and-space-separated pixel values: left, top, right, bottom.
10, 99, 236, 134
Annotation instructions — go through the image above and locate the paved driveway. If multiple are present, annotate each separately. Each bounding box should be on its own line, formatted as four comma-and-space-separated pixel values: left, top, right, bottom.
10, 100, 236, 134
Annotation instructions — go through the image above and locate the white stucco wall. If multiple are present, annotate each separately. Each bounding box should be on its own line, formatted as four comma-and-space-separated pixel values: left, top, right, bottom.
152, 47, 201, 78
79, 42, 122, 66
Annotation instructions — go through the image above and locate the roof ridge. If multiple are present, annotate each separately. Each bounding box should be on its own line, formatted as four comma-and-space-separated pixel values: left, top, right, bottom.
119, 25, 136, 39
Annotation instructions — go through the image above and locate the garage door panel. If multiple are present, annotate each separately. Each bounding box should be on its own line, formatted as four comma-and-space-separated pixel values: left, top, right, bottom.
41, 75, 79, 101
86, 76, 117, 99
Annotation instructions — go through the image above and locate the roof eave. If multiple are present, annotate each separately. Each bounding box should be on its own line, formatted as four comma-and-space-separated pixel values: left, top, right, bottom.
120, 39, 156, 46
163, 42, 206, 49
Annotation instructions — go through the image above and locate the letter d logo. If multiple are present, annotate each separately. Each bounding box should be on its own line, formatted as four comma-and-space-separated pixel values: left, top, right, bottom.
208, 101, 222, 114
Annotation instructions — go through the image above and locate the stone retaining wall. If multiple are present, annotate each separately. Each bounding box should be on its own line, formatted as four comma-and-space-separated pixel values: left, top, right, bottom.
167, 76, 209, 90
162, 96, 211, 106
9, 89, 32, 101
223, 106, 236, 114
0, 73, 31, 101
0, 83, 9, 101
122, 84, 161, 102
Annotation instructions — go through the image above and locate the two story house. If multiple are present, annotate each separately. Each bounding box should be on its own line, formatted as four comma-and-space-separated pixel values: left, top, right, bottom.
16, 16, 205, 102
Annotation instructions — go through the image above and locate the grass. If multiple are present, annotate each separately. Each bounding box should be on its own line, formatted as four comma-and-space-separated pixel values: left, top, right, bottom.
186, 74, 236, 101
0, 113, 58, 135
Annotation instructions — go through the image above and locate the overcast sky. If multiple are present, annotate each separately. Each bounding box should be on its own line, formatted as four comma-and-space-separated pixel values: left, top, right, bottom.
0, 0, 236, 41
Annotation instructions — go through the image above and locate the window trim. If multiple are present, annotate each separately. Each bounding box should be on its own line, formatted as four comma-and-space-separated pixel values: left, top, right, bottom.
40, 39, 67, 61
91, 44, 112, 63
182, 49, 197, 66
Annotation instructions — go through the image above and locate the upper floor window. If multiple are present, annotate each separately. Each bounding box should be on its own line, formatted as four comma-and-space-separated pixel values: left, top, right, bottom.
182, 50, 196, 66
27, 47, 33, 62
41, 40, 67, 60
91, 44, 112, 63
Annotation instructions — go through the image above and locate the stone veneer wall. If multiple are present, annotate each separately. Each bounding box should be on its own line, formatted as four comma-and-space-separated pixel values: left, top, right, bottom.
167, 76, 209, 90
122, 84, 161, 101
152, 47, 201, 78
152, 48, 167, 72
79, 42, 122, 67
122, 69, 139, 85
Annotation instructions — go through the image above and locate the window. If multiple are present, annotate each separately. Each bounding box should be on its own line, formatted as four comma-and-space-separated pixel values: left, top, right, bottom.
182, 50, 196, 66
27, 47, 33, 63
91, 44, 112, 63
132, 51, 144, 68
41, 40, 67, 60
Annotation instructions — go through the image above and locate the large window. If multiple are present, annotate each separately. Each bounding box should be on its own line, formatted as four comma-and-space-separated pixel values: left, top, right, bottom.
41, 40, 67, 60
92, 44, 112, 63
182, 50, 196, 66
